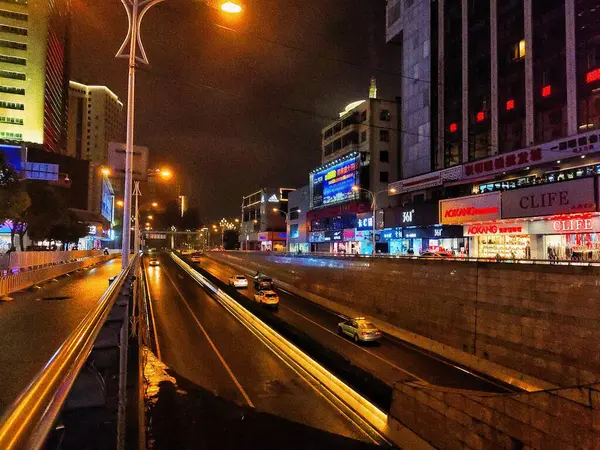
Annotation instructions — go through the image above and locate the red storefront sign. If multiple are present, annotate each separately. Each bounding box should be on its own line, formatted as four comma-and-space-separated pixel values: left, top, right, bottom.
440, 192, 502, 225
464, 223, 527, 236
462, 130, 600, 180
464, 148, 542, 178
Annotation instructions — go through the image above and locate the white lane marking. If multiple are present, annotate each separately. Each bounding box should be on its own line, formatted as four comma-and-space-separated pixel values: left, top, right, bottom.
145, 263, 162, 360
161, 267, 255, 408
204, 258, 427, 383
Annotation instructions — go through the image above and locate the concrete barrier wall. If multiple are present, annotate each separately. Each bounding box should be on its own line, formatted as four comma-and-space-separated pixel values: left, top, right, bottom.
209, 252, 600, 388
389, 382, 600, 450
0, 253, 120, 297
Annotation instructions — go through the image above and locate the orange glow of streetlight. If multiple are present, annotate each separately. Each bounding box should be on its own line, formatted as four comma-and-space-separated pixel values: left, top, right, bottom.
151, 202, 159, 208
100, 167, 111, 176
116, 200, 124, 207
352, 185, 360, 192
159, 168, 173, 180
221, 1, 242, 13
147, 215, 153, 220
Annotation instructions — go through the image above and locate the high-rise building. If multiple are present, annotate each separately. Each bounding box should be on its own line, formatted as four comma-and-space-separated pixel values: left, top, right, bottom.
67, 81, 124, 162
386, 0, 600, 177
0, 0, 71, 151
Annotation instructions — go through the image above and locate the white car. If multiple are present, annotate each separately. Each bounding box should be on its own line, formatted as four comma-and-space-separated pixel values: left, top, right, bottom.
253, 290, 279, 309
229, 275, 248, 288
190, 253, 202, 263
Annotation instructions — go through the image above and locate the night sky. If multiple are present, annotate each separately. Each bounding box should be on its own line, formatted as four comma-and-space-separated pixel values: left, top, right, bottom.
71, 0, 401, 221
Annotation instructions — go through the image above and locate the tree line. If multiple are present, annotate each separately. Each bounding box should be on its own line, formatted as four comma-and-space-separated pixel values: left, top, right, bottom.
0, 153, 88, 251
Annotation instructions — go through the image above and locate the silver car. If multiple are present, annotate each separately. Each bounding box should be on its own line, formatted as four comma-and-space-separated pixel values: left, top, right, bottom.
338, 318, 382, 343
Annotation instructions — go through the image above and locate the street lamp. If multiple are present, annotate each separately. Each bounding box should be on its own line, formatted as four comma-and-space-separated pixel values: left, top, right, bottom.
100, 167, 111, 177
152, 202, 159, 208
273, 208, 298, 253
352, 185, 390, 255
116, 0, 241, 268
116, 200, 124, 207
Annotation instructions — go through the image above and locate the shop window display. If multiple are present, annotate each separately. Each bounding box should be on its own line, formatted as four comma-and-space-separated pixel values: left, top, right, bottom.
476, 235, 531, 260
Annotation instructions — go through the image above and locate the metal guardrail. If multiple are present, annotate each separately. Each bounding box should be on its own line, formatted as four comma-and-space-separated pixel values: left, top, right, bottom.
0, 250, 120, 272
0, 254, 139, 450
218, 250, 600, 267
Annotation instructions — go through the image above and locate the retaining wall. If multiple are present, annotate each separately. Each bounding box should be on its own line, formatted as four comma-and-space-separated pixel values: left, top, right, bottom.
389, 382, 600, 449
208, 252, 600, 388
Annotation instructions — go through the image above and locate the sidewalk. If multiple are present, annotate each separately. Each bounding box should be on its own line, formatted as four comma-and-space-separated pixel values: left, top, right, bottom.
0, 257, 122, 415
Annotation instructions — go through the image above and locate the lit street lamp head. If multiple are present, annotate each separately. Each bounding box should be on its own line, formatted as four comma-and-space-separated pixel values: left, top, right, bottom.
221, 1, 242, 13
116, 200, 124, 207
352, 185, 360, 192
151, 202, 159, 208
100, 167, 111, 176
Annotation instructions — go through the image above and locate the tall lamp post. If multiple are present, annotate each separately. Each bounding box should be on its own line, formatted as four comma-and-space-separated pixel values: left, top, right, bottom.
272, 208, 298, 253
115, 0, 241, 268
352, 186, 395, 255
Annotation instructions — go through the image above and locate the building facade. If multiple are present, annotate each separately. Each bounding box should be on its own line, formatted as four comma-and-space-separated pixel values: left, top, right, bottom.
67, 81, 124, 162
0, 0, 71, 151
240, 187, 295, 251
307, 80, 400, 254
287, 185, 309, 253
383, 0, 600, 260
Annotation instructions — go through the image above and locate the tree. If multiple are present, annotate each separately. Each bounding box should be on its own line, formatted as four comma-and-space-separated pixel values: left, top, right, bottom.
181, 207, 202, 231
0, 152, 30, 235
15, 182, 68, 250
49, 212, 89, 250
155, 200, 182, 230
223, 229, 239, 250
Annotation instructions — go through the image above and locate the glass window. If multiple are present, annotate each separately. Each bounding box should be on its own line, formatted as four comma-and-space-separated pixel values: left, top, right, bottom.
380, 109, 391, 121
361, 130, 367, 142
379, 130, 390, 142
380, 171, 389, 182
380, 150, 389, 162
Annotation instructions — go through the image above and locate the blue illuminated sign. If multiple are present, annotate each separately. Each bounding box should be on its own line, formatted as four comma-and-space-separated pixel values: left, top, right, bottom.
356, 213, 374, 231
101, 179, 114, 223
311, 154, 360, 208
382, 227, 402, 240
0, 144, 24, 171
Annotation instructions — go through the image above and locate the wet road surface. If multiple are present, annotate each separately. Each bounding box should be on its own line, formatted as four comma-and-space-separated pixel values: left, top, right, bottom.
0, 257, 122, 414
144, 254, 381, 449
198, 254, 515, 393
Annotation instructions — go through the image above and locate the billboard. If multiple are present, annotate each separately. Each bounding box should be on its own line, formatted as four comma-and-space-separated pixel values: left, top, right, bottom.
310, 154, 360, 208
101, 178, 114, 223
501, 178, 596, 219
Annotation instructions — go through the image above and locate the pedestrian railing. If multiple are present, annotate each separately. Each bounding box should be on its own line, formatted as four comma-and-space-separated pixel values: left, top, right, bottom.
0, 250, 119, 272
0, 254, 139, 450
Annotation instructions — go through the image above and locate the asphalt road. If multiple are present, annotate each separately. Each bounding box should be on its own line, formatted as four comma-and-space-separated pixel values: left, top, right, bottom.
0, 257, 122, 415
197, 255, 514, 393
144, 254, 381, 449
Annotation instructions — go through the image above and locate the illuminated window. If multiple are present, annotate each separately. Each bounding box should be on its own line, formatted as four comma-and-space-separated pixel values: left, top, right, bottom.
542, 85, 552, 97
0, 100, 24, 110
0, 40, 26, 50
0, 24, 27, 36
0, 54, 25, 65
513, 40, 526, 59
0, 85, 24, 95
586, 68, 600, 84
0, 70, 25, 80
0, 116, 23, 125
476, 111, 485, 122
449, 123, 458, 133
506, 99, 515, 110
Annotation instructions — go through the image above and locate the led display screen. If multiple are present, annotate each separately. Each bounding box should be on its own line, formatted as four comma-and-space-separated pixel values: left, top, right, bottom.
311, 155, 359, 208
